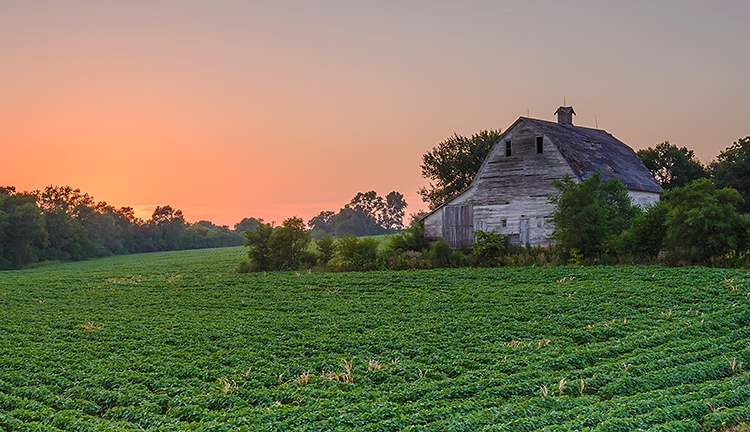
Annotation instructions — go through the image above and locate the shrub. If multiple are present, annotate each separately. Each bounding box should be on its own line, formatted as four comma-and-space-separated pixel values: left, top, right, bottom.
314, 235, 335, 268
331, 236, 379, 271
239, 217, 312, 272
471, 230, 506, 267
424, 238, 453, 268
388, 219, 427, 252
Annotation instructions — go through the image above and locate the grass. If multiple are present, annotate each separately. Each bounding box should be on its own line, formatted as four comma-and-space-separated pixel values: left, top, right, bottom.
1, 246, 750, 430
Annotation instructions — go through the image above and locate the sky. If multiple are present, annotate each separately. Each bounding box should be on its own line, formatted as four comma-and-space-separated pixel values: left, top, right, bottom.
2, 1, 749, 226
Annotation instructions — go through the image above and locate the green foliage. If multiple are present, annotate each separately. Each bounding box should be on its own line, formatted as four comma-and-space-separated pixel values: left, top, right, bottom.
241, 217, 312, 272
419, 129, 502, 209
234, 217, 262, 233
550, 173, 638, 262
310, 191, 408, 238
710, 136, 750, 213
242, 222, 274, 272
381, 191, 408, 231
314, 234, 335, 267
471, 230, 507, 267
330, 235, 379, 271
424, 238, 464, 268
388, 218, 427, 253
4, 250, 750, 430
617, 203, 667, 262
0, 188, 47, 269
637, 141, 708, 190
660, 179, 749, 265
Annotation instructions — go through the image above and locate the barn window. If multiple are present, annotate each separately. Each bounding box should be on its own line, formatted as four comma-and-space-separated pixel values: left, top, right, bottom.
536, 136, 544, 153
505, 140, 512, 157
501, 219, 507, 228
537, 218, 543, 228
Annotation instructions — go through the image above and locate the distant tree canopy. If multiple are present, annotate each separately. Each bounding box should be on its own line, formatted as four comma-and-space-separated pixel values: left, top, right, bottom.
308, 191, 407, 238
709, 136, 750, 213
0, 184, 252, 270
419, 130, 502, 209
637, 141, 708, 190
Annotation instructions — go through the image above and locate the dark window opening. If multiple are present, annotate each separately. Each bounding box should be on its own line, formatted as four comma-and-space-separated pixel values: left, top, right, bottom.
505, 140, 512, 157
536, 136, 544, 153
501, 219, 507, 228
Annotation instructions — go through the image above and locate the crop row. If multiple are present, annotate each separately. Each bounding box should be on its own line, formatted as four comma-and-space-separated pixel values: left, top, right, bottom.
1, 248, 749, 430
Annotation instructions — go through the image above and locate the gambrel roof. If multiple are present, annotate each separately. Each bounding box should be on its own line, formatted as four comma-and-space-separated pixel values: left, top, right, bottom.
520, 117, 662, 193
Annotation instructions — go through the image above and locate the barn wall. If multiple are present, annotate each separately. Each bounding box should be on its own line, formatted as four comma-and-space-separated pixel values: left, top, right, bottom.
424, 120, 575, 246
628, 190, 660, 207
467, 121, 574, 245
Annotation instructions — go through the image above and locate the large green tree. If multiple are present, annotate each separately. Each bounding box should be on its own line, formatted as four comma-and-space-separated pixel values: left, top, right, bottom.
660, 179, 749, 264
550, 173, 638, 261
242, 217, 312, 271
419, 129, 501, 209
0, 187, 47, 269
637, 141, 708, 190
709, 136, 750, 213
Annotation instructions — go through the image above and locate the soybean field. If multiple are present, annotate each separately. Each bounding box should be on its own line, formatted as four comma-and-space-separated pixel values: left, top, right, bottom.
1, 247, 750, 431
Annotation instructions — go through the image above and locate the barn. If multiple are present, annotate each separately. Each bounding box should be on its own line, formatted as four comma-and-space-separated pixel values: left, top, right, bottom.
421, 107, 662, 248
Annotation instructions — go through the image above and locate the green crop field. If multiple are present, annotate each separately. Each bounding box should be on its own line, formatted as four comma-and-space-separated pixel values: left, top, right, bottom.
2, 247, 750, 431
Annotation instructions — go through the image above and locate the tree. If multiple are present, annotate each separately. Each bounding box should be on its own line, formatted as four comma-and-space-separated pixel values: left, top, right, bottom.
268, 217, 312, 270
637, 141, 708, 190
243, 222, 274, 272
333, 207, 384, 237
419, 129, 502, 209
349, 191, 385, 218
234, 217, 262, 233
380, 191, 407, 231
0, 188, 47, 269
36, 185, 95, 217
550, 173, 638, 262
308, 211, 336, 235
145, 205, 186, 251
660, 179, 749, 264
709, 136, 750, 213
42, 208, 91, 261
311, 190, 408, 238
616, 202, 667, 262
241, 217, 313, 271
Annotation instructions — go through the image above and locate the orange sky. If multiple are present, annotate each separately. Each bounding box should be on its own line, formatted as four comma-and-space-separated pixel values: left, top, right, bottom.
2, 2, 749, 226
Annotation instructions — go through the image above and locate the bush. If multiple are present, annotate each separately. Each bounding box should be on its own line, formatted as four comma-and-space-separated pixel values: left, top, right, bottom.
331, 236, 379, 271
471, 230, 506, 267
314, 235, 335, 268
388, 219, 427, 252
239, 217, 313, 272
425, 238, 452, 267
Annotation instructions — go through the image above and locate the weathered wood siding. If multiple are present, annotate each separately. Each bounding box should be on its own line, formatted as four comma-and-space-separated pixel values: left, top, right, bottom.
466, 122, 573, 245
424, 121, 574, 246
442, 205, 474, 249
628, 190, 660, 208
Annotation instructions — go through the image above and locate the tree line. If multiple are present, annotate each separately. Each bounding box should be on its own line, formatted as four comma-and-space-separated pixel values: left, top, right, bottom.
237, 134, 750, 272
0, 185, 248, 269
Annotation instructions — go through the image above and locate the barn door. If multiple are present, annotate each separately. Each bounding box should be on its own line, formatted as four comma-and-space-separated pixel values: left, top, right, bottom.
519, 218, 530, 245
443, 205, 474, 249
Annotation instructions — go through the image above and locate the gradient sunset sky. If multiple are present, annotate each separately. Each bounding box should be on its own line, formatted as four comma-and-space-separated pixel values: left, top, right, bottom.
2, 1, 749, 226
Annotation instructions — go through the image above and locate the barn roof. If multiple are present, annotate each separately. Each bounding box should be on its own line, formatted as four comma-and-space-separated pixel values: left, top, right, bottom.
521, 117, 662, 193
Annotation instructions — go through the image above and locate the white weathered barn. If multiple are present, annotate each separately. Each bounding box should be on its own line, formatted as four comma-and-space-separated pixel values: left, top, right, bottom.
422, 107, 662, 248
